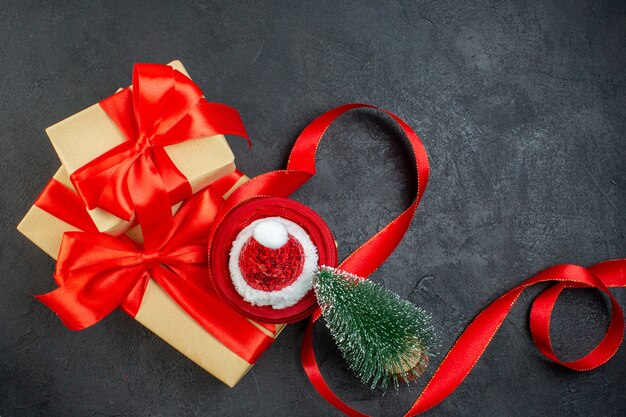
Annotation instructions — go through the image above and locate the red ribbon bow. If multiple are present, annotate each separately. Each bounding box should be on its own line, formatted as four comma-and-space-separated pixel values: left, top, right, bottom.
36, 186, 219, 329
35, 177, 276, 363
70, 63, 249, 222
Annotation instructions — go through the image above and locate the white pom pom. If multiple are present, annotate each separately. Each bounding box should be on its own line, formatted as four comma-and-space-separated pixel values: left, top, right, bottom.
252, 219, 289, 249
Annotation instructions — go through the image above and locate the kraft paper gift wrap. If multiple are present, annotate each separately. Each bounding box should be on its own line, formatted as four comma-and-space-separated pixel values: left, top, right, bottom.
46, 60, 236, 235
18, 167, 284, 387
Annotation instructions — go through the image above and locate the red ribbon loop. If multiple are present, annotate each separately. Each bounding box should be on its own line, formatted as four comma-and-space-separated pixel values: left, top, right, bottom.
405, 260, 625, 416
209, 103, 428, 279
210, 104, 625, 416
528, 263, 625, 371
70, 63, 249, 222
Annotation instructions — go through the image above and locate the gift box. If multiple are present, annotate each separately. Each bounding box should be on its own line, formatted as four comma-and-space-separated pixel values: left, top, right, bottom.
18, 167, 284, 387
46, 60, 237, 235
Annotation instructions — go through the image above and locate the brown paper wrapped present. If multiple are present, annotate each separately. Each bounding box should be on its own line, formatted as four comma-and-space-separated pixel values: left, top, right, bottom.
46, 60, 237, 235
18, 167, 284, 387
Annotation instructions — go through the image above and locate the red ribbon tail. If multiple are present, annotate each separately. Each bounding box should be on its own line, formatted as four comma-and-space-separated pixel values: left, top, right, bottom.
150, 267, 275, 363
34, 269, 141, 331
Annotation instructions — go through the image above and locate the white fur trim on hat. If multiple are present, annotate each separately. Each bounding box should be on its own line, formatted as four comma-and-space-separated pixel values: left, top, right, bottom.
229, 217, 318, 309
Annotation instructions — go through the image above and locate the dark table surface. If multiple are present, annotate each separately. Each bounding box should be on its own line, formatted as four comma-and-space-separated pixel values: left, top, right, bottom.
1, 1, 625, 416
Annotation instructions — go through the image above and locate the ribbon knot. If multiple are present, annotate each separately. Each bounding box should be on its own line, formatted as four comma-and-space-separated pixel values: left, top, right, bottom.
141, 250, 162, 269
133, 133, 153, 156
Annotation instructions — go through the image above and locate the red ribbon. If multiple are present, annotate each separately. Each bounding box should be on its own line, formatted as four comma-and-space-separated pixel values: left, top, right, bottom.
70, 63, 249, 222
34, 173, 276, 364
34, 178, 99, 233
210, 104, 625, 415
32, 96, 625, 411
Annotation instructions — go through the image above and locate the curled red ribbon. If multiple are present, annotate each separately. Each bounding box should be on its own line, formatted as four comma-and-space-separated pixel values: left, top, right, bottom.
71, 63, 249, 222
211, 104, 625, 415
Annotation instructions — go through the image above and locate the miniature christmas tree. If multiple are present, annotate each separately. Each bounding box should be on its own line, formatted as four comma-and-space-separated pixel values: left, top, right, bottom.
313, 266, 433, 389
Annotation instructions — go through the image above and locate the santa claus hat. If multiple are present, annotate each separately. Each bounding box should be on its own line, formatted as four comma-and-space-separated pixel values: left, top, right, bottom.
229, 217, 318, 310
209, 196, 337, 323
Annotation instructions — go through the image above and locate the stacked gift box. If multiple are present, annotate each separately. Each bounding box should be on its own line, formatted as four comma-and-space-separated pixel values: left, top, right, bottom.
18, 60, 284, 387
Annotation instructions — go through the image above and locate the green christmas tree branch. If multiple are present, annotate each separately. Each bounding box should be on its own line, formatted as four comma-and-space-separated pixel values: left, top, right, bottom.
313, 266, 434, 390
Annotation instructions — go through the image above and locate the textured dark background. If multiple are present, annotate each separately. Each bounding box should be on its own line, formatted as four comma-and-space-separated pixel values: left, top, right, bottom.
1, 0, 625, 416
